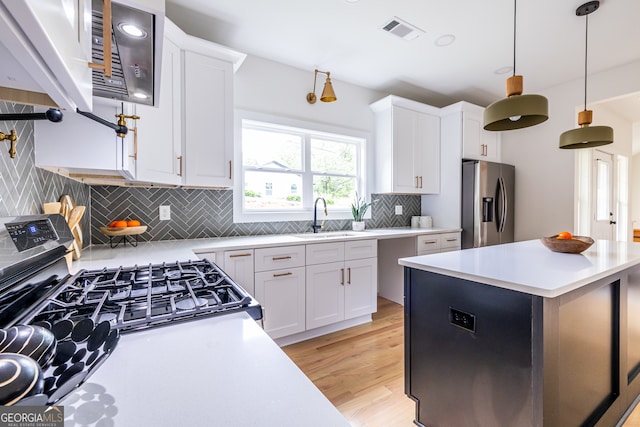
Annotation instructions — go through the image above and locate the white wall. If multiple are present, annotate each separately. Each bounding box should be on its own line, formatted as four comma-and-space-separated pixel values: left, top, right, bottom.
233, 55, 386, 197
501, 60, 640, 241
633, 153, 640, 229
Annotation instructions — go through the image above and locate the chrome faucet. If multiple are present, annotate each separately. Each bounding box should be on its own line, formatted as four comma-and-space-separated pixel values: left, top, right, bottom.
312, 197, 327, 233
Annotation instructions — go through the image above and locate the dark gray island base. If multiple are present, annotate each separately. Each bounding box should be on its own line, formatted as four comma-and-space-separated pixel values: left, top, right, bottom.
401, 240, 640, 427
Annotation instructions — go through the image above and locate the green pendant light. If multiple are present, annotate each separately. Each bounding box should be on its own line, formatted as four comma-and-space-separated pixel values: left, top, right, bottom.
559, 1, 613, 149
483, 0, 549, 131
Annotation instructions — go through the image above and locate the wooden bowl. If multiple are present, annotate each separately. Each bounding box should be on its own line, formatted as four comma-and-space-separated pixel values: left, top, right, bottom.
99, 225, 148, 237
540, 235, 594, 254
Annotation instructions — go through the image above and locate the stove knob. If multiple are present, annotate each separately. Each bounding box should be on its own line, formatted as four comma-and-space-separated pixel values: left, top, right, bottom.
0, 353, 44, 405
0, 325, 57, 369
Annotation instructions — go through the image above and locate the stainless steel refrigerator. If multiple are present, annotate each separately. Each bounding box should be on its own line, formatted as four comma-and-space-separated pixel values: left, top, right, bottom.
461, 160, 515, 249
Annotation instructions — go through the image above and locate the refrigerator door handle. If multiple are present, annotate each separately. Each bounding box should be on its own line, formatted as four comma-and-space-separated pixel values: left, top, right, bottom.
497, 176, 508, 233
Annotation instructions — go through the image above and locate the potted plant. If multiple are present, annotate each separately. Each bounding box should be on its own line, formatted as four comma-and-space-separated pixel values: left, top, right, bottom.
351, 193, 373, 231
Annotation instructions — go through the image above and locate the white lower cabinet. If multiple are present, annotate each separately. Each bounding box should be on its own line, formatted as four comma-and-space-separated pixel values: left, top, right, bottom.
306, 240, 377, 330
255, 267, 306, 339
416, 232, 461, 256
254, 245, 306, 339
223, 250, 255, 296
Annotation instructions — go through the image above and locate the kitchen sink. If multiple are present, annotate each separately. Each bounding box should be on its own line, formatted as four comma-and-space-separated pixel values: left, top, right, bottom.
292, 232, 362, 239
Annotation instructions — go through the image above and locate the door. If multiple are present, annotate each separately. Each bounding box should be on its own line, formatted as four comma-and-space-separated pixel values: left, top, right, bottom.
392, 106, 421, 193
255, 267, 305, 339
592, 150, 615, 240
344, 258, 377, 319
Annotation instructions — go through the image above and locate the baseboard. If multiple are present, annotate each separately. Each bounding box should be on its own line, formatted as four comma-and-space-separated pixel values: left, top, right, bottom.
274, 315, 372, 347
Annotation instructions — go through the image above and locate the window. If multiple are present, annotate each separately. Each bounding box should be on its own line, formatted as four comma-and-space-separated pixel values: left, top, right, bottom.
234, 111, 368, 223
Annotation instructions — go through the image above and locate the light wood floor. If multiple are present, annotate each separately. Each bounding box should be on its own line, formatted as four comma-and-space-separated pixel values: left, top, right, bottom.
284, 296, 640, 427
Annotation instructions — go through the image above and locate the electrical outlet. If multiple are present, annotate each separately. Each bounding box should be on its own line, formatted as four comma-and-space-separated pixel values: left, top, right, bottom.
395, 205, 403, 215
159, 205, 171, 221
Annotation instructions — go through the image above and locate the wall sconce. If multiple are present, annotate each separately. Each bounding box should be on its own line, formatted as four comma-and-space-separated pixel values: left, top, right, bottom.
306, 69, 337, 104
0, 130, 18, 159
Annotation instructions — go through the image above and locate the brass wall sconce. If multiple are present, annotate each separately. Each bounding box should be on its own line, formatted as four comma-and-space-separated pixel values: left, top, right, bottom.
306, 69, 337, 104
0, 130, 18, 159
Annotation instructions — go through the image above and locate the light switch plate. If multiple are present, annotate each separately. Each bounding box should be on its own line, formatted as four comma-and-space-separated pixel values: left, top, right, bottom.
395, 205, 403, 215
159, 205, 171, 221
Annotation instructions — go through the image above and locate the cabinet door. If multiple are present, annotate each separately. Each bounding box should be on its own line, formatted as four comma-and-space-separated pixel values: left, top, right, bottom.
344, 257, 377, 319
392, 106, 422, 194
255, 267, 305, 339
417, 111, 440, 193
306, 262, 345, 329
392, 106, 440, 194
35, 102, 134, 179
135, 37, 182, 185
223, 250, 255, 296
463, 112, 501, 162
183, 51, 234, 187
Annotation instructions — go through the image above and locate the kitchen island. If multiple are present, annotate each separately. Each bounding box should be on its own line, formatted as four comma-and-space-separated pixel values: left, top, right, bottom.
399, 239, 640, 427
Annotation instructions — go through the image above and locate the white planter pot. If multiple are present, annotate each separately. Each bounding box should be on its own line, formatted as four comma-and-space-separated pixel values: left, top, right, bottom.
352, 221, 365, 231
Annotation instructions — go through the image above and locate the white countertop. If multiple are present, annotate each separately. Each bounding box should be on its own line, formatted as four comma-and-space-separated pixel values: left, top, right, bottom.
73, 227, 460, 273
59, 227, 461, 426
61, 313, 350, 427
399, 239, 640, 298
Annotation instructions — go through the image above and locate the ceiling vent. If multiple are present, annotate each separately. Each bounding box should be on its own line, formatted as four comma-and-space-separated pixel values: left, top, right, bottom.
380, 17, 425, 41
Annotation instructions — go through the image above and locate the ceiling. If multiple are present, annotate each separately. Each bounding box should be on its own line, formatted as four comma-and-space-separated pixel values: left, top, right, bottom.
165, 0, 640, 151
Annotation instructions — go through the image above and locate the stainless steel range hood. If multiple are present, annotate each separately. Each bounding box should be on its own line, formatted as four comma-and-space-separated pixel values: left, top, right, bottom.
91, 0, 162, 107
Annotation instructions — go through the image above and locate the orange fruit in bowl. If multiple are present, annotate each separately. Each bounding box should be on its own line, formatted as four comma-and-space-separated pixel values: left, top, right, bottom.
556, 231, 573, 240
127, 219, 141, 227
109, 220, 128, 228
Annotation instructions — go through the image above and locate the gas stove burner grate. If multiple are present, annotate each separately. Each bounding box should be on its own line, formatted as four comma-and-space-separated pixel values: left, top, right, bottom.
25, 259, 261, 333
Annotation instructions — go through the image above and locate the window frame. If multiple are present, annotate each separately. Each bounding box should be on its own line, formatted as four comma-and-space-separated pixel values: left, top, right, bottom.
234, 110, 371, 224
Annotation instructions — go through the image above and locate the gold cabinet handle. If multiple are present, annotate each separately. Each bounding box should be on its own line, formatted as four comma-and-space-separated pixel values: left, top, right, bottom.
229, 160, 232, 179
273, 272, 293, 278
272, 256, 292, 261
423, 240, 437, 245
177, 155, 183, 177
88, 0, 113, 77
419, 176, 423, 189
446, 238, 458, 242
341, 268, 344, 285
229, 253, 252, 258
415, 176, 419, 188
347, 267, 351, 285
128, 126, 138, 160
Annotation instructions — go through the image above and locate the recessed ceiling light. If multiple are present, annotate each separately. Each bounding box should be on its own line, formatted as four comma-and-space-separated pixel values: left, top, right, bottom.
345, 0, 360, 3
133, 92, 148, 99
494, 66, 513, 75
118, 22, 147, 38
434, 34, 456, 47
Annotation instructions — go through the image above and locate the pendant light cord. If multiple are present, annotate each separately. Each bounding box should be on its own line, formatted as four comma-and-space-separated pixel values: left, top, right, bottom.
512, 0, 517, 76
584, 13, 589, 110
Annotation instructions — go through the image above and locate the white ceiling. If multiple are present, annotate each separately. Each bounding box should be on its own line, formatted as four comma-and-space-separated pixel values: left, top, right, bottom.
165, 0, 640, 151
165, 0, 640, 106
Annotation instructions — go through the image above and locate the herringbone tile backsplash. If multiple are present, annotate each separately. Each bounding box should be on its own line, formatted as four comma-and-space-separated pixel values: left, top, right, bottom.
0, 102, 91, 242
90, 186, 421, 244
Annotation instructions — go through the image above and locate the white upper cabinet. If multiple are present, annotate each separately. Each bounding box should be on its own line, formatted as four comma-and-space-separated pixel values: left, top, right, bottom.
442, 101, 501, 162
370, 95, 441, 194
134, 26, 183, 185
35, 101, 137, 180
182, 51, 234, 187
128, 18, 244, 187
0, 0, 93, 110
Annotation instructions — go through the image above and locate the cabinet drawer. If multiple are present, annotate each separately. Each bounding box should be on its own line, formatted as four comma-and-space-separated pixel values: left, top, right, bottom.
416, 235, 441, 252
255, 245, 305, 272
345, 239, 377, 260
440, 232, 461, 249
306, 242, 345, 265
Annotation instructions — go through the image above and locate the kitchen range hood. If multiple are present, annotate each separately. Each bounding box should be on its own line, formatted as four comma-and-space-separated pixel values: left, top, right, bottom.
91, 0, 163, 107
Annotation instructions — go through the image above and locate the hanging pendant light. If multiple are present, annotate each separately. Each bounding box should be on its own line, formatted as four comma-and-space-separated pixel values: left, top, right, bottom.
483, 0, 548, 131
559, 1, 613, 149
